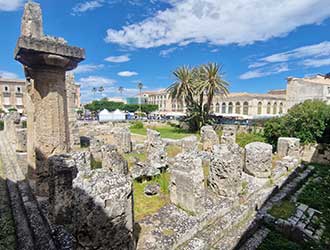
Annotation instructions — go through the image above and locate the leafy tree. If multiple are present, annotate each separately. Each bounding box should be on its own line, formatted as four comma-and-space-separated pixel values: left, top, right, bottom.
264, 100, 330, 149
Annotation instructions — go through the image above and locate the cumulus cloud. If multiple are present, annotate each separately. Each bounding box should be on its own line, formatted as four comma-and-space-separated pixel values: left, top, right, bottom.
104, 54, 130, 63
74, 64, 104, 74
72, 0, 104, 14
0, 0, 23, 11
159, 47, 177, 57
0, 70, 19, 79
239, 64, 289, 80
77, 76, 116, 87
241, 41, 330, 79
105, 0, 330, 48
118, 71, 138, 77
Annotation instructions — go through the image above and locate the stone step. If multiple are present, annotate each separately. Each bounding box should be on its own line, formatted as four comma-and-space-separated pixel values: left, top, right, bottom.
0, 133, 58, 250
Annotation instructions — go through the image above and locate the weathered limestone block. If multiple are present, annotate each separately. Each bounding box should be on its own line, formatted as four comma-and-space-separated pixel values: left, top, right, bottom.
15, 2, 85, 196
49, 151, 134, 249
277, 137, 300, 159
15, 128, 27, 152
273, 156, 299, 179
221, 125, 236, 144
208, 143, 244, 197
110, 127, 132, 153
170, 153, 205, 214
181, 135, 198, 153
73, 169, 134, 250
201, 126, 219, 151
101, 144, 128, 175
244, 142, 273, 178
146, 129, 167, 169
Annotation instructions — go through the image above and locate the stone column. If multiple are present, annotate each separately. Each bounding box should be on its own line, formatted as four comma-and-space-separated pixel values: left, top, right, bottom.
14, 2, 85, 196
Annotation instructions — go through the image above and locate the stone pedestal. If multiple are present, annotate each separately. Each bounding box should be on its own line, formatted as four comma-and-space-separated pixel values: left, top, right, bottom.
14, 2, 85, 196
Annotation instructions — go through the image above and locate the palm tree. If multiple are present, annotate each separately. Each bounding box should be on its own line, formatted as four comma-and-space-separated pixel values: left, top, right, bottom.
118, 86, 124, 100
137, 82, 143, 113
166, 66, 194, 105
92, 87, 97, 99
196, 63, 229, 113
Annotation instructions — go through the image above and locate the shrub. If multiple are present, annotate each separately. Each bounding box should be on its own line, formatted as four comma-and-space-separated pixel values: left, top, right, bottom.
0, 120, 3, 131
131, 121, 144, 129
264, 100, 330, 149
21, 120, 27, 128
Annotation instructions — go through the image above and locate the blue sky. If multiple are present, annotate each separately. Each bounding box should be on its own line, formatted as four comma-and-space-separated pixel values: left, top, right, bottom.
0, 0, 330, 103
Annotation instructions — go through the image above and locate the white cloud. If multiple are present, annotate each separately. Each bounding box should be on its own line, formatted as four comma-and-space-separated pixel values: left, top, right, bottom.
260, 41, 330, 63
105, 0, 330, 48
118, 71, 138, 77
210, 49, 219, 53
240, 64, 289, 80
72, 0, 104, 14
0, 0, 23, 11
104, 54, 131, 63
77, 76, 116, 87
303, 58, 330, 68
73, 64, 104, 74
0, 70, 19, 79
159, 47, 177, 57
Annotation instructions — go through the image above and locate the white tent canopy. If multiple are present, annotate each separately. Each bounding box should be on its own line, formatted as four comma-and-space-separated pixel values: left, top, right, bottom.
98, 109, 126, 122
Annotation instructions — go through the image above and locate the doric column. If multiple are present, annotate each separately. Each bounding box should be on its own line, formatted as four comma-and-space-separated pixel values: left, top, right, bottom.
14, 2, 85, 196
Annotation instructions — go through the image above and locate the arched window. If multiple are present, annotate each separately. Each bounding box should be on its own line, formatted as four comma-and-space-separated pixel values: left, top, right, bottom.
279, 103, 284, 114
221, 103, 226, 113
257, 102, 262, 115
228, 102, 233, 113
215, 103, 220, 113
210, 103, 214, 113
273, 102, 277, 114
235, 102, 241, 114
243, 102, 249, 115
267, 102, 271, 114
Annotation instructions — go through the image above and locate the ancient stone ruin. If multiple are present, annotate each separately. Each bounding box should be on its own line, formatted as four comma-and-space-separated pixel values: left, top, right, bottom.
15, 1, 85, 196
277, 137, 300, 159
201, 125, 219, 150
221, 124, 237, 144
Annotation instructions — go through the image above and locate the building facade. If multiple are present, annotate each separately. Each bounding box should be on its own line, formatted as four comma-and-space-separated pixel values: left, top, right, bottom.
147, 89, 286, 118
0, 78, 26, 113
286, 75, 330, 110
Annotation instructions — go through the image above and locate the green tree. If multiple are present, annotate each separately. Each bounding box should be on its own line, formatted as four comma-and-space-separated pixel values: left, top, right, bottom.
264, 100, 330, 149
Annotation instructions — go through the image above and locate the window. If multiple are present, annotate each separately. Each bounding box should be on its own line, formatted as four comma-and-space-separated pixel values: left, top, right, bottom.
257, 102, 262, 115
210, 103, 214, 112
267, 102, 271, 114
16, 97, 23, 106
235, 102, 241, 114
3, 85, 9, 92
243, 102, 249, 115
273, 102, 277, 114
215, 103, 220, 113
279, 103, 284, 114
16, 86, 21, 93
4, 96, 10, 105
221, 103, 226, 113
228, 102, 233, 113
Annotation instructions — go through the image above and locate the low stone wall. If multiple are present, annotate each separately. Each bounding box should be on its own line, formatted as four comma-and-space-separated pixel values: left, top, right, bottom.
301, 143, 330, 165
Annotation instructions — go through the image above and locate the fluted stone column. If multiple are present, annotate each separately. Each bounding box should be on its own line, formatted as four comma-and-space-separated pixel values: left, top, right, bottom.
14, 2, 85, 196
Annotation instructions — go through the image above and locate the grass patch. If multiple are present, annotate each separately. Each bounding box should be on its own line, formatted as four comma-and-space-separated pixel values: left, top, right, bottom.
236, 132, 266, 148
297, 164, 330, 246
268, 200, 296, 220
133, 172, 170, 221
166, 145, 182, 158
90, 157, 102, 169
130, 124, 196, 139
258, 231, 304, 250
0, 120, 4, 131
123, 152, 147, 169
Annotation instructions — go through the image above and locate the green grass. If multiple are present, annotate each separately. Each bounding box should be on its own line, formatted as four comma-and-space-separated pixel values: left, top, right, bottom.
90, 157, 102, 169
0, 120, 3, 131
133, 172, 170, 221
236, 132, 266, 148
297, 164, 330, 246
268, 200, 296, 220
130, 124, 196, 139
166, 145, 182, 158
123, 152, 147, 169
258, 231, 304, 250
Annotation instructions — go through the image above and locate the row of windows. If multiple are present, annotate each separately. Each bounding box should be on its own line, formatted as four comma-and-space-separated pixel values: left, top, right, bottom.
2, 85, 22, 93
1, 96, 23, 106
213, 101, 284, 115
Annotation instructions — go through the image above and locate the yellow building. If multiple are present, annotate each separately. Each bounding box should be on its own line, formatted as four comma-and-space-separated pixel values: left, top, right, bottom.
0, 78, 26, 113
